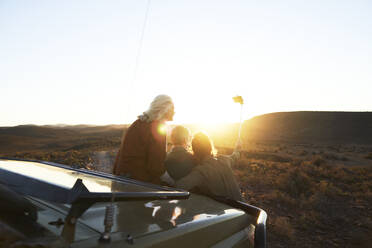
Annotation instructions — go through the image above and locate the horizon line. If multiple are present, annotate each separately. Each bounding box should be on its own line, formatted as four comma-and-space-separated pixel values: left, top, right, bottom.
1, 110, 371, 128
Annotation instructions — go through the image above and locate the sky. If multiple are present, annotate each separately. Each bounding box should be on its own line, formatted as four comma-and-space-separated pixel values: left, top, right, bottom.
1, 0, 371, 127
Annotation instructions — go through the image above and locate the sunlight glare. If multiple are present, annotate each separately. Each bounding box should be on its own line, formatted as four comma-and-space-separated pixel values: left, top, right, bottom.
158, 123, 167, 135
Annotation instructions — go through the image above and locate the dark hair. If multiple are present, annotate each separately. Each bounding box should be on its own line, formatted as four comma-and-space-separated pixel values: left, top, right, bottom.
192, 132, 213, 160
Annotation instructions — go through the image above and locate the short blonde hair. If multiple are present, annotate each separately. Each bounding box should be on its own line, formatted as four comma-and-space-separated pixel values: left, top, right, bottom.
138, 95, 174, 122
171, 126, 190, 145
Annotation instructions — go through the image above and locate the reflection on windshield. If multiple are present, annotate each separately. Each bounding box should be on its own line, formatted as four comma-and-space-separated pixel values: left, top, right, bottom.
0, 160, 111, 192
193, 213, 215, 221
77, 189, 246, 237
170, 207, 182, 226
145, 202, 162, 217
115, 196, 234, 233
0, 160, 161, 193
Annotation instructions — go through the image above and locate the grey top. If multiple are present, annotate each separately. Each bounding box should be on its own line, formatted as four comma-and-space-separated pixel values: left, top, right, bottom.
176, 151, 242, 201
165, 146, 195, 181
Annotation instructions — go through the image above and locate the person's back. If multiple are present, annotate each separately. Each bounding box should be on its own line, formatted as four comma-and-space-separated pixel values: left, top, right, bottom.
113, 119, 166, 183
165, 126, 195, 180
178, 153, 242, 201
165, 146, 195, 180
113, 95, 175, 184
176, 132, 242, 201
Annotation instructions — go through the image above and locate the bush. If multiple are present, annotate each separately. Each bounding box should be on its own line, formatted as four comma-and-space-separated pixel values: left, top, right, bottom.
272, 216, 295, 239
311, 156, 326, 166
268, 190, 297, 208
276, 169, 313, 198
365, 152, 372, 160
298, 150, 308, 156
296, 210, 321, 230
291, 159, 304, 167
307, 192, 329, 212
322, 153, 339, 160
317, 180, 342, 198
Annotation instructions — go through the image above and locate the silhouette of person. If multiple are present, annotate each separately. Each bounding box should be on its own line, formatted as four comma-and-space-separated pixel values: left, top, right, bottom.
176, 132, 242, 201
113, 95, 174, 184
165, 125, 195, 181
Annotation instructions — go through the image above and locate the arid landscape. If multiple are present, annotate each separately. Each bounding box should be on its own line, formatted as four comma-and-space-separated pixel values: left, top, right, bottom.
1, 111, 372, 247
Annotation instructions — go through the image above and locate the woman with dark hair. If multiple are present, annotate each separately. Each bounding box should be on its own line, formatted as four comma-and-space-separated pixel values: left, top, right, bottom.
176, 132, 242, 201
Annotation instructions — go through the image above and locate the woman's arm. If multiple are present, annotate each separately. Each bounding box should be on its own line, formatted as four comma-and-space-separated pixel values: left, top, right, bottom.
175, 170, 203, 191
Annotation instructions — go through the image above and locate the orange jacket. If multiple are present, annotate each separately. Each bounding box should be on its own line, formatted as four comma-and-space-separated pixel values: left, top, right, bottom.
113, 119, 166, 184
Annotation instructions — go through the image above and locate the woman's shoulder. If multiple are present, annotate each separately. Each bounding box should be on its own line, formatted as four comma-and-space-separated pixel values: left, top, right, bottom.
216, 154, 230, 162
128, 119, 151, 131
131, 118, 147, 127
124, 119, 152, 141
197, 156, 219, 168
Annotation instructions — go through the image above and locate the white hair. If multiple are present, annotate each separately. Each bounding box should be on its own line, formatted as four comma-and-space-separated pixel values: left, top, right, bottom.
138, 95, 174, 122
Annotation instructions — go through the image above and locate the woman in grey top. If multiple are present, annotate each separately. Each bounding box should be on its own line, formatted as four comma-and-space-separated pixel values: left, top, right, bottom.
176, 132, 242, 201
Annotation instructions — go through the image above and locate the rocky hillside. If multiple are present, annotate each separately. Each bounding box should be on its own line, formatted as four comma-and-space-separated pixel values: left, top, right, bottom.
0, 124, 126, 154
1, 111, 372, 154
242, 111, 372, 144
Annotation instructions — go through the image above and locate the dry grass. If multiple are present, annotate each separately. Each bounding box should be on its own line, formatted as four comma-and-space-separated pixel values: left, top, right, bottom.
232, 143, 372, 248
366, 152, 372, 160
271, 216, 295, 239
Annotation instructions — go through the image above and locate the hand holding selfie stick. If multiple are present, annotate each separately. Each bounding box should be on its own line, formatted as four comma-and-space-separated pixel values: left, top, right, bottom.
233, 96, 244, 146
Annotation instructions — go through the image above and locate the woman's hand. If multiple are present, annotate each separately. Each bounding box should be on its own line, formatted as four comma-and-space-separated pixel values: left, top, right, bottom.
235, 139, 242, 151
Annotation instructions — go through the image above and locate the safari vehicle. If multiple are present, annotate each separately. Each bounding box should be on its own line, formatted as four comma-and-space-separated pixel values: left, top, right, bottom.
0, 158, 267, 248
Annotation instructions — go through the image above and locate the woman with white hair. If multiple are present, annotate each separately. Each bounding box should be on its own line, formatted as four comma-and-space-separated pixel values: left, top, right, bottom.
113, 95, 175, 184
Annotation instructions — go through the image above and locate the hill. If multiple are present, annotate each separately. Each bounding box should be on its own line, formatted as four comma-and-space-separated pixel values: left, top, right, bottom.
242, 111, 372, 144
1, 111, 372, 153
0, 124, 126, 154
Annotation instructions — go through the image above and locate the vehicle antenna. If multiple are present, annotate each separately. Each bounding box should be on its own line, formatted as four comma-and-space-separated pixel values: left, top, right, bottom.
124, 0, 152, 123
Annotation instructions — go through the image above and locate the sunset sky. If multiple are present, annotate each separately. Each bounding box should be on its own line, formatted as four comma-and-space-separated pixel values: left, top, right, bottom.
1, 1, 371, 127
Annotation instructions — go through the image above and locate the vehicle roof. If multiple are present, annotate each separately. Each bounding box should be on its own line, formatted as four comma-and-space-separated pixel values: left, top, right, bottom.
0, 159, 255, 246
0, 159, 155, 193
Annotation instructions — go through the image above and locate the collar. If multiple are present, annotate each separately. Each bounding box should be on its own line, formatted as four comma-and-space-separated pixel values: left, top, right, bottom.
171, 146, 188, 152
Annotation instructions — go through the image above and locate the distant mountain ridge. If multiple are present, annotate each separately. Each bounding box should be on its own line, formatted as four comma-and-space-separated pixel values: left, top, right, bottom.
0, 124, 126, 154
1, 112, 371, 154
243, 111, 372, 144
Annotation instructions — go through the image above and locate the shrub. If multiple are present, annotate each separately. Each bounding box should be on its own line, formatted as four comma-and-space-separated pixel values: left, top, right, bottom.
317, 180, 342, 198
322, 153, 339, 160
365, 153, 372, 160
276, 169, 314, 198
267, 190, 297, 208
340, 156, 349, 161
291, 159, 304, 167
298, 150, 308, 156
272, 216, 295, 239
307, 191, 329, 212
296, 210, 321, 230
311, 156, 326, 166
